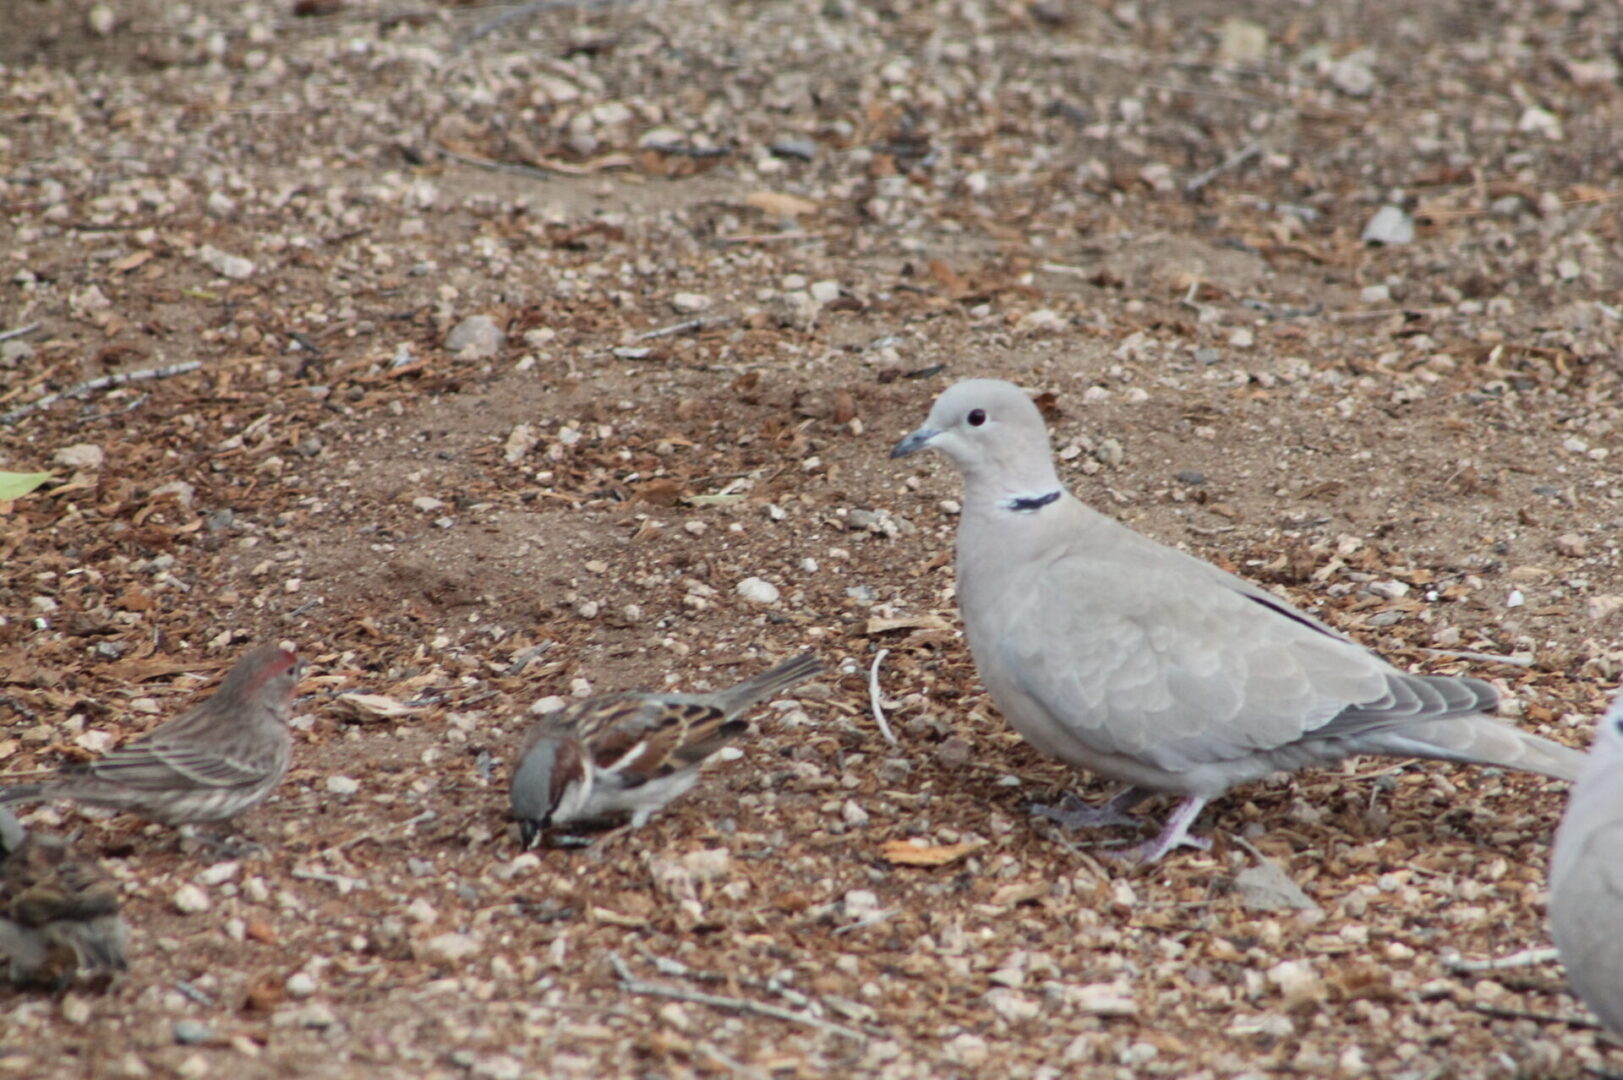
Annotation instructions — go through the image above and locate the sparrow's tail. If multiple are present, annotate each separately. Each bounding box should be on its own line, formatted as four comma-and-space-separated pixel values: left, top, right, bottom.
714, 652, 826, 717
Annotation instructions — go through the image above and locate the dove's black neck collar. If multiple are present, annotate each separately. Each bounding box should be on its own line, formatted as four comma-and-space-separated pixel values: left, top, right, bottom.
1001, 489, 1061, 513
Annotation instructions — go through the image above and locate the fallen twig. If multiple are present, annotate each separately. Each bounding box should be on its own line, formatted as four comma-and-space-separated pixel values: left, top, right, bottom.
433, 143, 558, 182
1419, 647, 1535, 668
637, 316, 735, 340
868, 648, 899, 747
1469, 1002, 1600, 1029
1, 360, 201, 425
452, 0, 638, 56
1443, 947, 1560, 975
607, 953, 867, 1042
1186, 141, 1262, 194
0, 322, 41, 344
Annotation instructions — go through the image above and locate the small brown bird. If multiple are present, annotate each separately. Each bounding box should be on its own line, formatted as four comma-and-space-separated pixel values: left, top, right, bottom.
0, 643, 302, 827
510, 653, 824, 847
0, 807, 129, 986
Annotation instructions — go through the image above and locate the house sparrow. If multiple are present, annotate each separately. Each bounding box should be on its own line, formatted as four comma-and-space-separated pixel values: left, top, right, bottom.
0, 807, 129, 987
511, 652, 824, 846
1, 643, 302, 827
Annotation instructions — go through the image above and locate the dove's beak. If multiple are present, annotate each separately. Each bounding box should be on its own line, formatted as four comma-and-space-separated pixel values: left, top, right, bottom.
890, 425, 938, 459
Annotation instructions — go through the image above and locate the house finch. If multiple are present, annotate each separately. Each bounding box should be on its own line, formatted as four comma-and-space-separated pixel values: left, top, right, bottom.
0, 807, 129, 986
0, 643, 302, 827
511, 652, 824, 847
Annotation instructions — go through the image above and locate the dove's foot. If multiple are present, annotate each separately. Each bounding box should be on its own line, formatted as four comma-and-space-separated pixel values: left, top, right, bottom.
1108, 796, 1211, 864
1033, 787, 1151, 831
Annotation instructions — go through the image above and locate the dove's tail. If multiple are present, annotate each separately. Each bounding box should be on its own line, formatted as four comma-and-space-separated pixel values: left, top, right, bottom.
1357, 715, 1584, 782
713, 653, 826, 717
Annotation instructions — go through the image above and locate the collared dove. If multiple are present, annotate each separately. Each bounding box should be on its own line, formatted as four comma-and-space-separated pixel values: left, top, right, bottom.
511, 653, 824, 847
1549, 694, 1623, 1034
891, 378, 1582, 861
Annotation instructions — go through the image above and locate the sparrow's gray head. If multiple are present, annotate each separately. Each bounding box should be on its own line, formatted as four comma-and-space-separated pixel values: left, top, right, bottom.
509, 737, 563, 849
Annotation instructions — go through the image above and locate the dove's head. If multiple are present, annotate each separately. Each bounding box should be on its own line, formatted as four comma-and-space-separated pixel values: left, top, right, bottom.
891, 379, 1063, 498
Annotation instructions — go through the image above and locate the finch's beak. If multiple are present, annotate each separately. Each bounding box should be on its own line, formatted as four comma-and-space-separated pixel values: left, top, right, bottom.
890, 425, 939, 459
519, 819, 543, 849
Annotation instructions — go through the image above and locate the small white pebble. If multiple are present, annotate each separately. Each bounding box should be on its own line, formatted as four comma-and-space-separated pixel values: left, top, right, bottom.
196, 861, 240, 886
172, 884, 210, 915
284, 972, 318, 999
326, 776, 359, 796
735, 577, 780, 605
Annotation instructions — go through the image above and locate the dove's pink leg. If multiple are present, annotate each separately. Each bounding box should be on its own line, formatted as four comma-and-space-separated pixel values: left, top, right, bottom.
1033, 786, 1152, 829
1120, 796, 1211, 863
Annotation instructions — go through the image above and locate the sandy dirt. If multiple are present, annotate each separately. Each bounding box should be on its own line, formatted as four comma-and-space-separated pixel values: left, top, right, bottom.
3, 0, 1623, 1076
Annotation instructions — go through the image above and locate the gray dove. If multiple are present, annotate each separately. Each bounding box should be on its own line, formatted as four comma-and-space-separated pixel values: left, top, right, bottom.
891, 378, 1581, 861
1549, 693, 1623, 1034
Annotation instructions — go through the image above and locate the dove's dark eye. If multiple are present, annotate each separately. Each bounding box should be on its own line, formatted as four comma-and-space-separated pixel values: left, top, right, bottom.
967, 409, 987, 427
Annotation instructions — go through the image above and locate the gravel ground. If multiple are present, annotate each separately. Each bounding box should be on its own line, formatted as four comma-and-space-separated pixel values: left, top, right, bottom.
3, 0, 1623, 1076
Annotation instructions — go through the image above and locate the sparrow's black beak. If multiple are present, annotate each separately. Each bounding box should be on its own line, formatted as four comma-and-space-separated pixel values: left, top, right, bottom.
518, 819, 544, 849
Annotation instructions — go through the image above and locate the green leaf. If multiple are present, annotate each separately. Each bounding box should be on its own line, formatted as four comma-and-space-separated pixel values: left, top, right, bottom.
0, 472, 51, 501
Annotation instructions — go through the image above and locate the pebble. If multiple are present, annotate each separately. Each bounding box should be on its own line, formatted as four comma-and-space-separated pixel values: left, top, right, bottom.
60, 994, 91, 1025
682, 848, 731, 882
422, 931, 484, 963
172, 1021, 214, 1046
445, 314, 505, 357
195, 244, 256, 279
1174, 470, 1206, 485
412, 496, 445, 512
172, 884, 210, 915
1555, 533, 1586, 557
842, 888, 880, 920
984, 988, 1041, 1022
196, 861, 240, 886
52, 443, 105, 470
770, 138, 816, 161
808, 280, 841, 304
670, 292, 712, 313
326, 776, 359, 796
735, 576, 780, 604
272, 1003, 338, 1029
285, 972, 318, 998
1362, 205, 1414, 246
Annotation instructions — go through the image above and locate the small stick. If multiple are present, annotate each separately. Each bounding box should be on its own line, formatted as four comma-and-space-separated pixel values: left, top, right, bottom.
434, 143, 557, 182
0, 322, 41, 343
607, 953, 867, 1042
636, 316, 735, 340
1469, 1002, 1601, 1029
174, 980, 215, 1006
1419, 647, 1535, 668
452, 0, 636, 55
1443, 947, 1560, 974
1, 360, 201, 425
1185, 141, 1262, 194
868, 649, 899, 747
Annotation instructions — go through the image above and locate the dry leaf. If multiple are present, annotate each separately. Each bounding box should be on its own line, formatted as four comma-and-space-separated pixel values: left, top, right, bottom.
865, 613, 952, 636
336, 693, 421, 719
989, 881, 1048, 907
744, 190, 822, 218
881, 838, 986, 867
